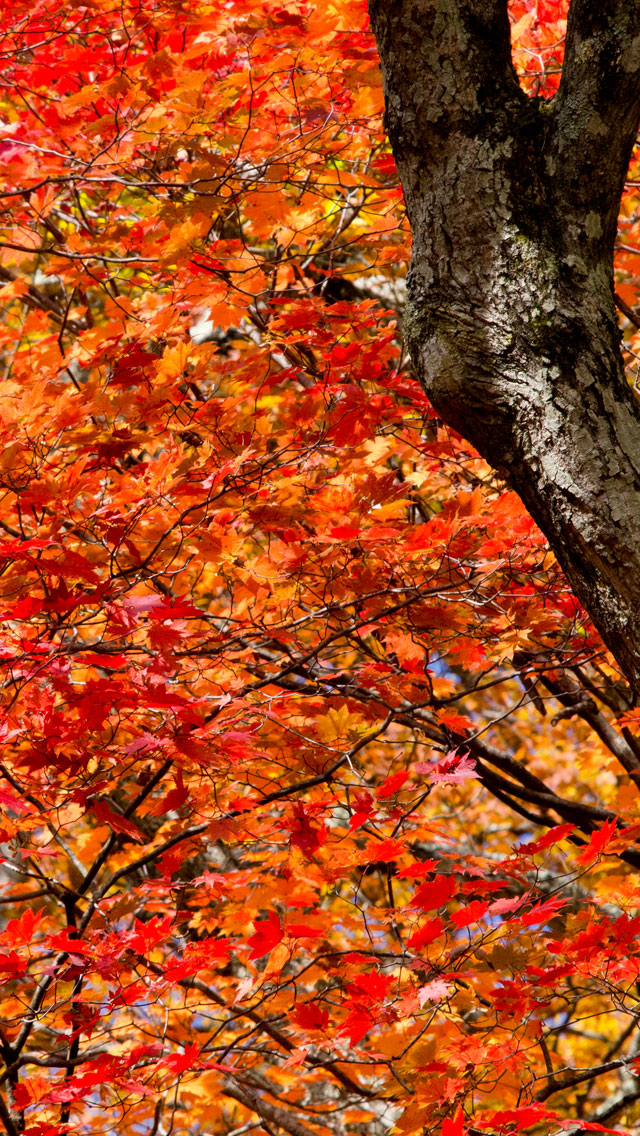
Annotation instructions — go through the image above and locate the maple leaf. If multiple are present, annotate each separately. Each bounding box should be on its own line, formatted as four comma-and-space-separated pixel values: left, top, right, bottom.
161, 1044, 201, 1074
147, 769, 189, 815
414, 751, 477, 784
487, 1105, 557, 1128
349, 970, 393, 1002
0, 951, 27, 978
2, 907, 43, 947
92, 799, 147, 843
418, 979, 451, 1005
575, 818, 618, 864
518, 824, 575, 854
413, 875, 456, 911
0, 788, 30, 815
247, 912, 283, 960
441, 1105, 465, 1136
349, 790, 376, 830
362, 836, 406, 862
375, 770, 409, 798
407, 916, 444, 950
128, 916, 173, 954
288, 800, 327, 855
518, 896, 569, 928
0, 1, 636, 1132
397, 859, 439, 878
339, 1009, 375, 1047
450, 900, 488, 929
292, 1002, 329, 1031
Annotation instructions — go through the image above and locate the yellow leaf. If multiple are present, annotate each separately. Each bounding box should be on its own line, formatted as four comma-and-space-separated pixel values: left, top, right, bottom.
316, 703, 365, 744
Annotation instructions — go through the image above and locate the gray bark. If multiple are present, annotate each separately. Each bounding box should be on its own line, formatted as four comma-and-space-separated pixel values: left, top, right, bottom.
368, 0, 640, 692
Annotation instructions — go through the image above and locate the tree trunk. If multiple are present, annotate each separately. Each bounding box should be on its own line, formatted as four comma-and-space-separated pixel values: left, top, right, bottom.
368, 0, 640, 692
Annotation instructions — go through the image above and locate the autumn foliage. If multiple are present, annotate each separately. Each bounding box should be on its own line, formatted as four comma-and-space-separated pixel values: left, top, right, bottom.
2, 2, 640, 1136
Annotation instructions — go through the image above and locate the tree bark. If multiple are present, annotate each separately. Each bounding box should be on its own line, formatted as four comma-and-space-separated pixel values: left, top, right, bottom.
368, 0, 640, 692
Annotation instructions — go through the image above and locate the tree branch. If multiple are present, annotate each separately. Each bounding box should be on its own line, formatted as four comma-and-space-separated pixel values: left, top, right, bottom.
369, 0, 522, 134
223, 1078, 320, 1136
553, 0, 640, 259
369, 0, 640, 696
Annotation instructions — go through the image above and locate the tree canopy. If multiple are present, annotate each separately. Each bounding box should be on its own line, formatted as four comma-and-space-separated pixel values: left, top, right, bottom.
2, 4, 640, 1136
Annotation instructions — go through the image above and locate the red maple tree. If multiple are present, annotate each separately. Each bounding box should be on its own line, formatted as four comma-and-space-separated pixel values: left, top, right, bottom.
1, 3, 640, 1136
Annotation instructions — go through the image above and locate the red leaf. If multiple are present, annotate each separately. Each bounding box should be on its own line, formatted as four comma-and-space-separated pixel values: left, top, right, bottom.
375, 770, 408, 798
575, 818, 618, 864
518, 824, 575, 854
0, 789, 30, 816
397, 860, 438, 878
292, 1002, 329, 1031
128, 916, 173, 954
286, 923, 324, 939
442, 1105, 465, 1136
489, 895, 525, 916
148, 769, 188, 816
247, 912, 283, 959
289, 801, 327, 855
519, 896, 568, 928
0, 951, 27, 978
47, 931, 91, 955
407, 916, 444, 950
418, 978, 451, 1005
450, 900, 488, 929
127, 1041, 164, 1063
92, 799, 147, 843
362, 837, 406, 863
3, 907, 43, 947
348, 790, 375, 831
414, 751, 476, 784
110, 346, 157, 388
487, 1106, 556, 1128
339, 1009, 373, 1046
349, 970, 393, 1002
413, 875, 456, 911
161, 1043, 201, 1074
